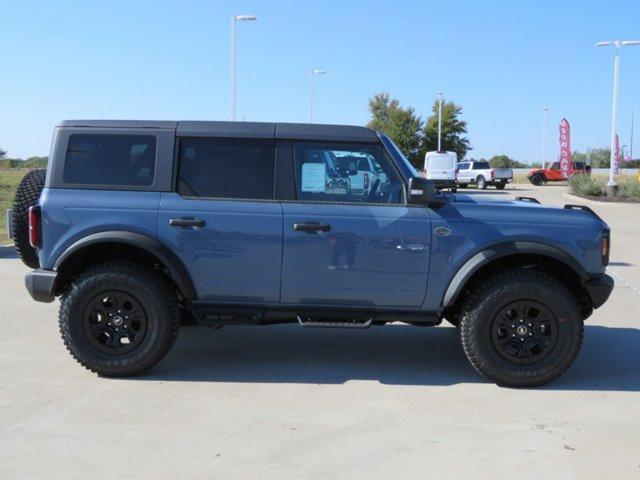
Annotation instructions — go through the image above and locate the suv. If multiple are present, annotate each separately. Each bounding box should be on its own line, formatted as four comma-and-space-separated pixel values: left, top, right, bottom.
528, 161, 591, 186
457, 160, 513, 190
19, 120, 613, 387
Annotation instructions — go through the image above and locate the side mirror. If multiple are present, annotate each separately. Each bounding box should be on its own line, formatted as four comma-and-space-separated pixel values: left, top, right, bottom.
408, 177, 445, 207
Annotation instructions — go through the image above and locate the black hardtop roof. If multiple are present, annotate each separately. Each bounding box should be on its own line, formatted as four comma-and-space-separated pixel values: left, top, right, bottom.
58, 120, 378, 142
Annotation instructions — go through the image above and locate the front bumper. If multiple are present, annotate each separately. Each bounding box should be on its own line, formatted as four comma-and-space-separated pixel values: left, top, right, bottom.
585, 274, 614, 309
25, 269, 58, 303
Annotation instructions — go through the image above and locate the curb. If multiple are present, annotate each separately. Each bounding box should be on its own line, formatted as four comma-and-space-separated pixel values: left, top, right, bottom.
562, 193, 640, 206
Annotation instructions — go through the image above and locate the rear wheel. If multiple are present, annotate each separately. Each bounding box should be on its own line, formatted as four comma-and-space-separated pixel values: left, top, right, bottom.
530, 174, 544, 186
459, 269, 583, 387
476, 176, 487, 190
59, 261, 181, 376
11, 169, 46, 268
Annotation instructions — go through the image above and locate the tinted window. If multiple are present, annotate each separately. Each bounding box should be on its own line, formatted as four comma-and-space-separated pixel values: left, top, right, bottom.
458, 162, 469, 170
64, 134, 156, 186
293, 142, 404, 204
177, 138, 274, 199
473, 161, 490, 169
550, 162, 560, 170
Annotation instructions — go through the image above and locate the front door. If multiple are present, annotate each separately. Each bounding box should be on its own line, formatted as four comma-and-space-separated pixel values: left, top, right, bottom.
158, 137, 282, 303
280, 141, 431, 308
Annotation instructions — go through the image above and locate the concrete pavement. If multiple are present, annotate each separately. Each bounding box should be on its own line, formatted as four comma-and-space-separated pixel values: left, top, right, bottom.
0, 183, 638, 479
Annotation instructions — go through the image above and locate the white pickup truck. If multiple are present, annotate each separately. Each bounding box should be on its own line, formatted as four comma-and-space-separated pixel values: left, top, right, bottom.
456, 160, 513, 190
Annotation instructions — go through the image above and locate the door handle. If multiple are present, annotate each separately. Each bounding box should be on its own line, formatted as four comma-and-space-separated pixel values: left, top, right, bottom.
293, 222, 331, 233
169, 218, 205, 228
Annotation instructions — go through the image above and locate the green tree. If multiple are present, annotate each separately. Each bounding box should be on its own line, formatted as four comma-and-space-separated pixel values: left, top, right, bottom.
0, 148, 6, 159
420, 99, 471, 161
367, 93, 423, 167
488, 155, 527, 168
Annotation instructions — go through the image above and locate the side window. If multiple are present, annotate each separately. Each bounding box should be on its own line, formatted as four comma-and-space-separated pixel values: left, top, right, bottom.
472, 161, 490, 170
177, 138, 274, 199
550, 162, 560, 170
293, 142, 404, 204
458, 162, 469, 170
64, 134, 156, 186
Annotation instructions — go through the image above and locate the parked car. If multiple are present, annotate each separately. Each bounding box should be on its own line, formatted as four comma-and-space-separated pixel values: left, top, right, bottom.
528, 161, 591, 186
424, 151, 458, 191
15, 120, 613, 387
457, 160, 513, 190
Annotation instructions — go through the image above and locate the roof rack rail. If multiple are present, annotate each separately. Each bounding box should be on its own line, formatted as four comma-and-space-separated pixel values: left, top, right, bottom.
564, 204, 604, 222
515, 196, 540, 204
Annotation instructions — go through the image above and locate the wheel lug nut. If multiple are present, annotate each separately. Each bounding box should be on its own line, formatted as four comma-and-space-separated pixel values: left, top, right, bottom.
520, 319, 524, 323
528, 323, 532, 327
529, 333, 533, 336
512, 334, 516, 337
511, 324, 515, 328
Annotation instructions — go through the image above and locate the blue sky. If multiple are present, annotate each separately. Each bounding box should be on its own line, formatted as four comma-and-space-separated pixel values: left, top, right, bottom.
2, 0, 639, 163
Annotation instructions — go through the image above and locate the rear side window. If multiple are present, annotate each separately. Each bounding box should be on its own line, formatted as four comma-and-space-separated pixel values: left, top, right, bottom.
458, 162, 469, 170
64, 134, 156, 186
472, 161, 490, 169
177, 138, 274, 199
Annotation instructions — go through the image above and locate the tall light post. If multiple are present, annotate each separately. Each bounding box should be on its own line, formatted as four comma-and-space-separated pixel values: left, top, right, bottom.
309, 69, 326, 123
231, 15, 257, 121
541, 107, 549, 167
596, 40, 640, 195
436, 92, 444, 151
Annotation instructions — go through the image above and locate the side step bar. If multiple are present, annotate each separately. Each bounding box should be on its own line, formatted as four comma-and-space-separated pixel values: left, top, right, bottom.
297, 316, 373, 329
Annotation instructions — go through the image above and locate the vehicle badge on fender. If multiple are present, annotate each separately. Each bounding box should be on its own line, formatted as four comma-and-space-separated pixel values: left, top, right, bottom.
434, 226, 452, 237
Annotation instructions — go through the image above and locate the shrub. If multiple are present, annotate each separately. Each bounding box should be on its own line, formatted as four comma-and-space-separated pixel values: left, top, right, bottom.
617, 175, 640, 199
569, 174, 605, 197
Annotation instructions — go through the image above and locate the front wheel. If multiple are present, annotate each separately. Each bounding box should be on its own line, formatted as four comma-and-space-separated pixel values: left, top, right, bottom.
59, 262, 181, 376
530, 174, 544, 186
459, 269, 583, 387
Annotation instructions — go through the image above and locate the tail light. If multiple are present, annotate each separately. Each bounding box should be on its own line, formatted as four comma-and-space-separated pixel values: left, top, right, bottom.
490, 169, 495, 180
601, 232, 610, 266
364, 173, 369, 190
28, 205, 41, 249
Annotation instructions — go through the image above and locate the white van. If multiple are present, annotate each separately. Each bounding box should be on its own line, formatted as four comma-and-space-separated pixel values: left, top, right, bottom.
424, 151, 458, 191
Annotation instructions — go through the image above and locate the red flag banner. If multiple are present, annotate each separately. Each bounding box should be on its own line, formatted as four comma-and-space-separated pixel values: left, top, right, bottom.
614, 134, 621, 174
559, 118, 571, 179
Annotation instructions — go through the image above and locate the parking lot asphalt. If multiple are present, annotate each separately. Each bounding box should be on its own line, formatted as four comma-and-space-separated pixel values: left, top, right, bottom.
0, 182, 638, 480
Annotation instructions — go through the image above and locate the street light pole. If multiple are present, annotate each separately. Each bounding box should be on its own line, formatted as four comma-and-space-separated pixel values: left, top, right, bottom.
309, 69, 326, 123
596, 40, 640, 195
231, 15, 257, 121
542, 107, 549, 167
437, 92, 443, 151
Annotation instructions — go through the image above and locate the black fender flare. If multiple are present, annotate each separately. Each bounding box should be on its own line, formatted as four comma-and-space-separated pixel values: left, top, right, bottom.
54, 231, 197, 300
441, 241, 588, 308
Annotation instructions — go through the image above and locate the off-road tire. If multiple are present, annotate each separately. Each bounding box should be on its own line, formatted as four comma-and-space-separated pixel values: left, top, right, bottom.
459, 269, 583, 387
495, 182, 506, 190
530, 174, 544, 186
59, 261, 180, 376
11, 169, 46, 268
476, 176, 487, 190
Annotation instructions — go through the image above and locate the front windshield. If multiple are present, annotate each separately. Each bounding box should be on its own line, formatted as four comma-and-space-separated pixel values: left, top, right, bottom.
378, 133, 420, 179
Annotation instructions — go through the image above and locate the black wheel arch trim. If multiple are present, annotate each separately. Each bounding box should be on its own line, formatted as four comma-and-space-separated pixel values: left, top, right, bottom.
442, 241, 589, 308
53, 231, 197, 300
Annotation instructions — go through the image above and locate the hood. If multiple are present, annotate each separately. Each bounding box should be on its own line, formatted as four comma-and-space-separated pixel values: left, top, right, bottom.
528, 168, 544, 176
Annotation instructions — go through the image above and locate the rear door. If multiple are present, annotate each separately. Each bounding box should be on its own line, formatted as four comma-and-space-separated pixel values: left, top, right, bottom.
280, 141, 430, 308
158, 136, 282, 303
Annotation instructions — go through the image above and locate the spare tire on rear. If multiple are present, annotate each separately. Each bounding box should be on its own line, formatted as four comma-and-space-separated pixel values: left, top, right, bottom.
12, 169, 46, 268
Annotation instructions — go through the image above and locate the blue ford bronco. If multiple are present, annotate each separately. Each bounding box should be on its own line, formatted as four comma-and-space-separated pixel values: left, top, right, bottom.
15, 120, 613, 387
